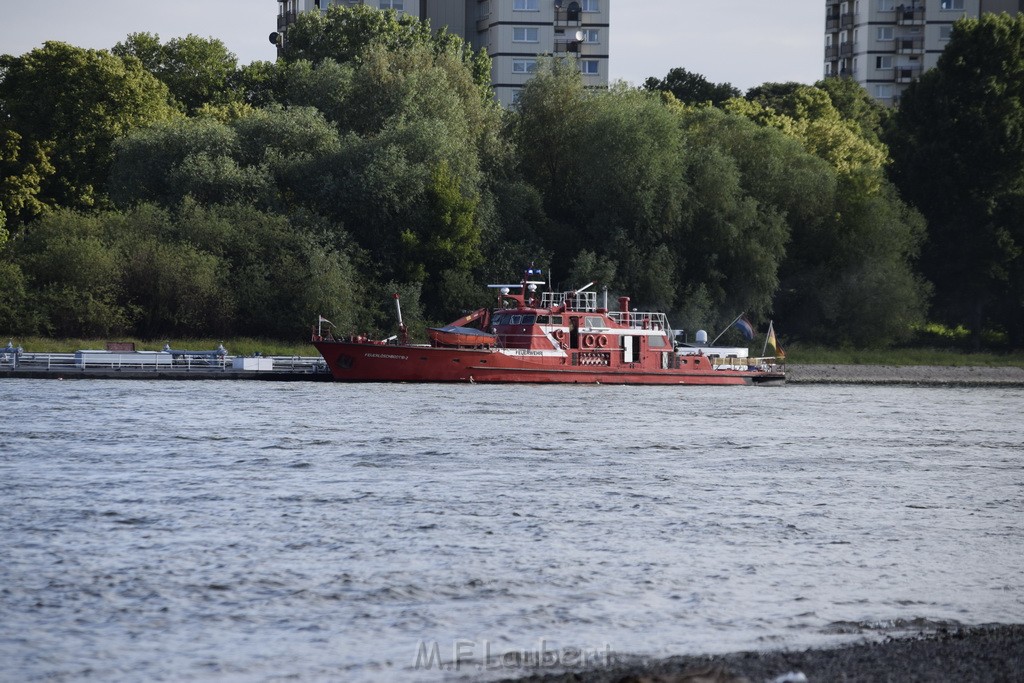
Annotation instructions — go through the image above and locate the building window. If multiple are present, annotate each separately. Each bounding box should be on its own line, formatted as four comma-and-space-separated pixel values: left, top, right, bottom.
379, 0, 404, 10
940, 0, 964, 9
581, 60, 599, 75
582, 0, 599, 12
878, 26, 894, 41
513, 59, 538, 73
513, 27, 539, 42
875, 84, 894, 99
939, 25, 954, 41
878, 0, 895, 9
582, 29, 600, 43
513, 0, 539, 10
876, 56, 893, 69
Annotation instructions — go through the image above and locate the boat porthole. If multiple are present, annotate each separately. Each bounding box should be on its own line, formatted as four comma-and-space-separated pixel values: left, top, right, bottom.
597, 335, 608, 348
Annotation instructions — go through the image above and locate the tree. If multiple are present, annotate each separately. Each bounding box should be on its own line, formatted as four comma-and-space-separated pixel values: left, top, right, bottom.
114, 33, 240, 114
642, 67, 740, 107
401, 160, 481, 316
0, 128, 54, 236
281, 4, 491, 93
11, 209, 130, 336
713, 89, 929, 346
0, 42, 178, 212
815, 76, 890, 146
736, 83, 888, 192
109, 116, 274, 209
888, 14, 1024, 347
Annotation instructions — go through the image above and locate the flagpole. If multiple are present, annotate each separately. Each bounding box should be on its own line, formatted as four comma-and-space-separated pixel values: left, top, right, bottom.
711, 312, 745, 346
762, 320, 772, 357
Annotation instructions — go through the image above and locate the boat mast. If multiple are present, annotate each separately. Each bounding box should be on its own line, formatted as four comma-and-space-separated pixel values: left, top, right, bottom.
394, 293, 408, 344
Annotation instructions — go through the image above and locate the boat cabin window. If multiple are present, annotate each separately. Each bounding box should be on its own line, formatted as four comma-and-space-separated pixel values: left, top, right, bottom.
549, 315, 563, 325
584, 316, 607, 329
649, 335, 667, 348
492, 313, 507, 325
537, 315, 549, 324
522, 314, 536, 325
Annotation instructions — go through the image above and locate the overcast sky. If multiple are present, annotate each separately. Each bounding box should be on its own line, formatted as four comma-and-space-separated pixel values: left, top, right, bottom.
0, 0, 825, 92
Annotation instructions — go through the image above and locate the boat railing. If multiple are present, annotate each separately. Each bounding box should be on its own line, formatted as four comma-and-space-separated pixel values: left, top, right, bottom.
711, 356, 785, 372
606, 311, 670, 332
541, 290, 598, 312
1, 352, 329, 374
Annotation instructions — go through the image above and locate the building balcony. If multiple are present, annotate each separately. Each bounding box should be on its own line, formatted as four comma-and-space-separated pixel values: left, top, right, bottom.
839, 41, 856, 58
840, 12, 856, 29
555, 4, 583, 27
896, 5, 926, 25
477, 16, 491, 32
894, 66, 921, 83
825, 44, 839, 60
554, 38, 597, 56
278, 11, 296, 30
895, 37, 924, 53
826, 14, 841, 31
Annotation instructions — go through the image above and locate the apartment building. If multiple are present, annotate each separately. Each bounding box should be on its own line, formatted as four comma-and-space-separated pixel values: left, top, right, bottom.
275, 0, 611, 107
824, 0, 1022, 105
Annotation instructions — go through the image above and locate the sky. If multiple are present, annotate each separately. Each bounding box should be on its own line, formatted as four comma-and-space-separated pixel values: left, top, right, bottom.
0, 0, 825, 92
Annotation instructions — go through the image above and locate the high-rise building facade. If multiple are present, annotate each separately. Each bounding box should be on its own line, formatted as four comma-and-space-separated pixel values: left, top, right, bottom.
275, 0, 611, 107
824, 0, 1022, 105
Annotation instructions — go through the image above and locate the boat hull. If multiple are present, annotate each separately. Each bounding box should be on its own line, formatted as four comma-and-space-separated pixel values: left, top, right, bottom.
312, 340, 784, 385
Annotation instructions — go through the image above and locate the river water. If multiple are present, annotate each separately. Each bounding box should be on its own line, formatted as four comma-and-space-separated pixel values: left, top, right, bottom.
1, 379, 1022, 682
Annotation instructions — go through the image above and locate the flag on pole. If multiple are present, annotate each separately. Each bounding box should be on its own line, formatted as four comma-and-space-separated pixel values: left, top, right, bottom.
733, 316, 754, 340
766, 321, 785, 359
319, 316, 334, 326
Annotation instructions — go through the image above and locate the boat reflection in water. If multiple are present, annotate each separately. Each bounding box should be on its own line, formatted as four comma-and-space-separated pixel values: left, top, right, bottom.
312, 268, 785, 385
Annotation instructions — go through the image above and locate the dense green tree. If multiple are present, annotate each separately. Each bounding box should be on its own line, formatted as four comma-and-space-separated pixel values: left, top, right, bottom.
109, 116, 274, 209
0, 260, 29, 332
643, 67, 740, 107
677, 116, 790, 321
0, 42, 178, 211
114, 33, 240, 113
0, 129, 54, 236
815, 77, 890, 146
734, 83, 888, 192
722, 82, 929, 345
888, 13, 1024, 347
281, 4, 491, 93
12, 210, 130, 336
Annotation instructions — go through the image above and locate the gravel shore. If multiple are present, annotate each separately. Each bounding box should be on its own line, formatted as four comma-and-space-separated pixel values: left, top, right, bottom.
501, 624, 1024, 682
785, 364, 1024, 386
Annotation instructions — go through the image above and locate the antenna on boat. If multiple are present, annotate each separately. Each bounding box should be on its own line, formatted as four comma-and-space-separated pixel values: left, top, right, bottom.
711, 312, 745, 346
394, 293, 408, 344
317, 315, 334, 338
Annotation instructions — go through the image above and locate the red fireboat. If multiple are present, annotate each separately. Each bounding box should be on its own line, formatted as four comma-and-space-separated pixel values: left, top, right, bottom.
312, 269, 785, 385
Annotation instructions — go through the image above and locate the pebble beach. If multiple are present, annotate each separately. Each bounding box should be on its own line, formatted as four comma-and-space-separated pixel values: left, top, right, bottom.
500, 624, 1024, 682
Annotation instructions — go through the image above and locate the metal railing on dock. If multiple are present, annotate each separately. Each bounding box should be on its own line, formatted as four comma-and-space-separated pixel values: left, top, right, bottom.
0, 351, 329, 379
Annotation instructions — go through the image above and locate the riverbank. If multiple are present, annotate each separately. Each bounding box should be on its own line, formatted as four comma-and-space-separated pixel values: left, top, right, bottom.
502, 624, 1024, 682
785, 363, 1024, 386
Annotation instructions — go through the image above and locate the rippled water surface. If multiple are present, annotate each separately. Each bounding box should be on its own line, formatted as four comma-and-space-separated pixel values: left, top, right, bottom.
2, 379, 1023, 681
